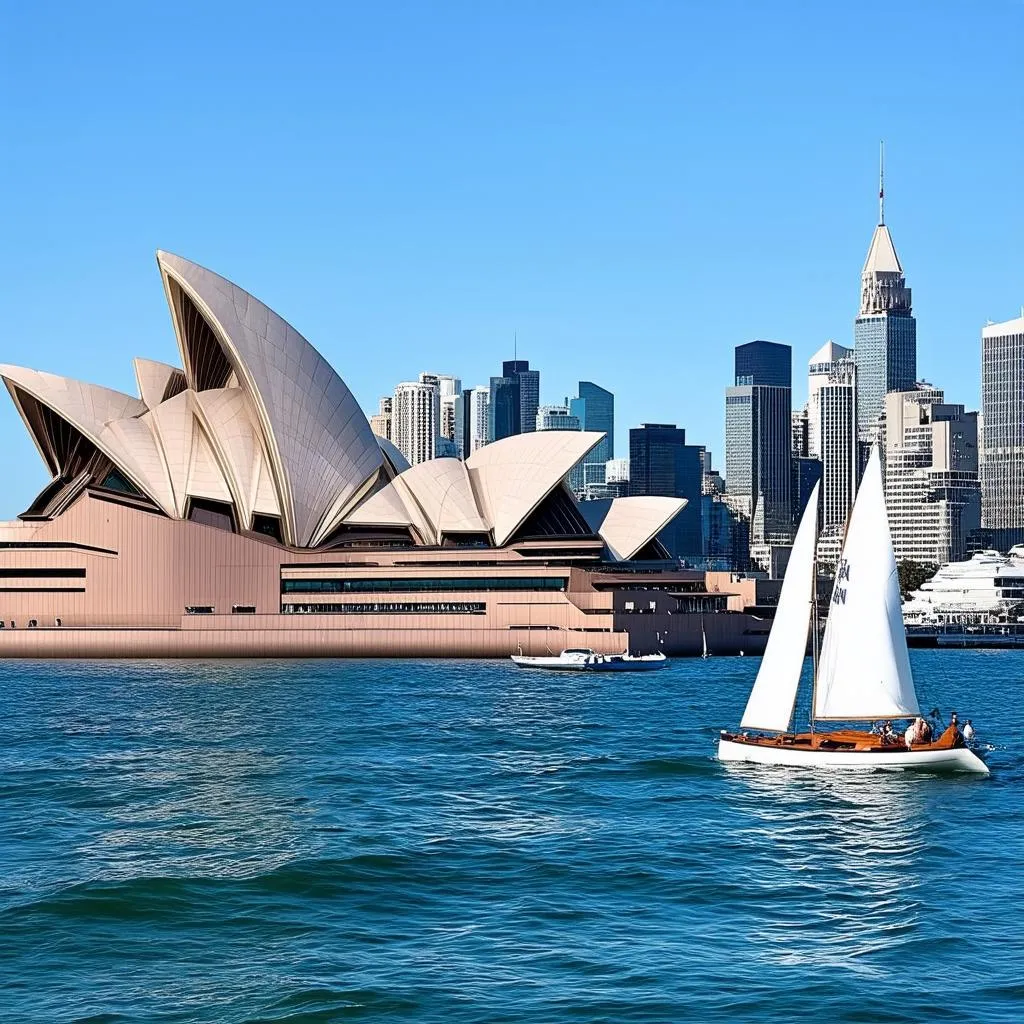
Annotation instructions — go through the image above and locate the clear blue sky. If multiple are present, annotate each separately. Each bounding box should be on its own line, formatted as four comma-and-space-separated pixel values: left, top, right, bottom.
1, 0, 1021, 517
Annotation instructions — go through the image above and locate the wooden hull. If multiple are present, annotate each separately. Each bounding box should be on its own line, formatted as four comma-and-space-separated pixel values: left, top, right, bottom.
717, 731, 989, 774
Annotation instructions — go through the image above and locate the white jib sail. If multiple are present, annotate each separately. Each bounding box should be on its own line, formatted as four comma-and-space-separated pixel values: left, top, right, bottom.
814, 446, 919, 721
739, 481, 820, 733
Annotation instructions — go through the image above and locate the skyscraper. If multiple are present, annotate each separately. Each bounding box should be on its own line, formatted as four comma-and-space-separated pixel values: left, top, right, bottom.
459, 386, 491, 458
818, 356, 857, 530
369, 396, 392, 441
980, 313, 1024, 544
392, 381, 437, 465
536, 404, 581, 432
724, 341, 792, 541
489, 360, 540, 441
440, 394, 459, 446
570, 381, 614, 487
854, 157, 916, 440
885, 388, 981, 563
807, 341, 853, 458
628, 423, 703, 560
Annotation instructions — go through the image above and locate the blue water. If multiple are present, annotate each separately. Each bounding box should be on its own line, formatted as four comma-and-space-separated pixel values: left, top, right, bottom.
1, 651, 1022, 1023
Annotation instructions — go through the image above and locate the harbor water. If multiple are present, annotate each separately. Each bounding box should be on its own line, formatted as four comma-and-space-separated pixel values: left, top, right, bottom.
1, 650, 1022, 1022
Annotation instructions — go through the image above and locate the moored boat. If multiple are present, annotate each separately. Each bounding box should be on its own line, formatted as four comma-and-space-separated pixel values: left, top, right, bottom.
718, 451, 989, 774
511, 648, 667, 671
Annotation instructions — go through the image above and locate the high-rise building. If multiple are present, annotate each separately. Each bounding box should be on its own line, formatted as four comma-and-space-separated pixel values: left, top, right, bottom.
628, 423, 703, 560
606, 458, 629, 484
807, 341, 853, 458
489, 360, 540, 441
981, 313, 1024, 546
536, 404, 581, 432
724, 341, 792, 542
853, 163, 916, 440
369, 396, 392, 441
392, 381, 437, 465
818, 356, 857, 530
735, 340, 792, 388
440, 394, 459, 446
458, 386, 491, 458
884, 388, 981, 564
570, 381, 614, 487
792, 457, 822, 524
792, 408, 809, 458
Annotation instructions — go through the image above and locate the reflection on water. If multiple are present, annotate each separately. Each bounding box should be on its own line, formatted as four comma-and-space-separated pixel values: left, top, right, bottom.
725, 768, 930, 976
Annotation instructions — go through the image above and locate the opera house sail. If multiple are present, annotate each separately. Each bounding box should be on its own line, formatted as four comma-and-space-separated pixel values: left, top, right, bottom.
0, 252, 749, 658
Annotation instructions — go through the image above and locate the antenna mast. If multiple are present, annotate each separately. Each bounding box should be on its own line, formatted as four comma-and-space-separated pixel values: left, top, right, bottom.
879, 140, 885, 225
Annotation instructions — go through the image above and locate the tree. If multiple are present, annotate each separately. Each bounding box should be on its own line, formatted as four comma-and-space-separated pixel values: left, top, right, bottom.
897, 560, 939, 599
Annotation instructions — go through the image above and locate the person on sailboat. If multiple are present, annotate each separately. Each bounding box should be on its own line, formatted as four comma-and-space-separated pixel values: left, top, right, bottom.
963, 719, 976, 745
904, 719, 919, 747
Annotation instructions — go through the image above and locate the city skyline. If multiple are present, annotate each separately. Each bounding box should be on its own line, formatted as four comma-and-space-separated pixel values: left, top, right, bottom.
1, 3, 1022, 517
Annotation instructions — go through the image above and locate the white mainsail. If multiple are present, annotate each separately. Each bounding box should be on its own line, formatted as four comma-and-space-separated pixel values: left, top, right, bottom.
739, 481, 819, 733
814, 447, 919, 721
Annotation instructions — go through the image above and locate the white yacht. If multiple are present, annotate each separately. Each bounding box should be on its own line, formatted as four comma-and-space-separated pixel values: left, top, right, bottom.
903, 547, 1024, 624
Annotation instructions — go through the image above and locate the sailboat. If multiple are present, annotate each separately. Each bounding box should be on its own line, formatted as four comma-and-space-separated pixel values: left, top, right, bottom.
718, 448, 989, 773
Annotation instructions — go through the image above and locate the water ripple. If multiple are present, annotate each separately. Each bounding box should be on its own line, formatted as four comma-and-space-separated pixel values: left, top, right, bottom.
0, 651, 1020, 1022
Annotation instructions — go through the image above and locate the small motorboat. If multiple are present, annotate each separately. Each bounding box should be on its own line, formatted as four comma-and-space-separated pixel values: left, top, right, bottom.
511, 648, 667, 671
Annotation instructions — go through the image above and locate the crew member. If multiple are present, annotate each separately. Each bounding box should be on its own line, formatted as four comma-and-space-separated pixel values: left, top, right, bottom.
962, 719, 975, 745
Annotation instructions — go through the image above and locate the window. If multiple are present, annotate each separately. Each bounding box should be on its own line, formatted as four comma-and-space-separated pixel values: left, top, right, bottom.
0, 568, 86, 578
252, 515, 283, 543
281, 601, 486, 615
100, 469, 142, 496
187, 498, 236, 533
280, 576, 567, 594
185, 605, 215, 614
232, 605, 256, 614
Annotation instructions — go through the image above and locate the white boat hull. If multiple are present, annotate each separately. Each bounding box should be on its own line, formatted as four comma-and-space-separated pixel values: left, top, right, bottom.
510, 654, 666, 671
717, 736, 989, 774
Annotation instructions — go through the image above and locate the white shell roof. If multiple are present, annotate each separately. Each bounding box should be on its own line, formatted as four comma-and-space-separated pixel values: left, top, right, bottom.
393, 458, 490, 544
466, 431, 604, 546
343, 480, 422, 533
4, 255, 660, 560
144, 390, 195, 516
376, 434, 411, 476
194, 387, 280, 522
133, 358, 185, 410
157, 251, 383, 546
0, 364, 175, 515
592, 495, 689, 561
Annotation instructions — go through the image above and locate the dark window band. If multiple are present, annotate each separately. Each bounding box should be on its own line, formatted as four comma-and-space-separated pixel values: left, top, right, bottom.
282, 601, 486, 615
281, 576, 566, 595
0, 568, 86, 578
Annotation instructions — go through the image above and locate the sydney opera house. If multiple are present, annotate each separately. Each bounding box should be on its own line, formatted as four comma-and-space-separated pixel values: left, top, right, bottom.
0, 252, 767, 658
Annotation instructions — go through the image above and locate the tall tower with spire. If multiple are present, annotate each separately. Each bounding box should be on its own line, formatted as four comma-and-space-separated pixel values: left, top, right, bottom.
853, 144, 917, 439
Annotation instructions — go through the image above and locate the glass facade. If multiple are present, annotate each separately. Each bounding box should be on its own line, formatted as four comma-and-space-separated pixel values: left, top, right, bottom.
724, 382, 792, 541
627, 424, 703, 559
854, 313, 917, 438
734, 341, 792, 388
980, 320, 1024, 532
489, 360, 540, 440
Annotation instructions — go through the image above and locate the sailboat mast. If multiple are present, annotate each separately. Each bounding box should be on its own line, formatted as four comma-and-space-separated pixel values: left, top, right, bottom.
810, 551, 820, 734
